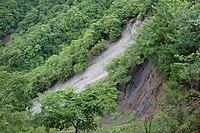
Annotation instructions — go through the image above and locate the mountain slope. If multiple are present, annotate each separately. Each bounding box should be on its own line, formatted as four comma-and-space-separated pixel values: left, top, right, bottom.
32, 20, 142, 114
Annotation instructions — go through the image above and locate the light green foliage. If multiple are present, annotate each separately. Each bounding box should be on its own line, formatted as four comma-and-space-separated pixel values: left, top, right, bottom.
100, 15, 122, 41
34, 83, 118, 133
107, 0, 200, 88
136, 0, 200, 78
104, 0, 200, 132
106, 55, 132, 84
26, 126, 58, 133
73, 63, 86, 73
0, 70, 33, 133
0, 0, 152, 132
0, 70, 31, 111
171, 50, 200, 90
150, 83, 200, 132
1, 0, 199, 132
0, 108, 30, 133
106, 44, 144, 84
0, 0, 147, 100
89, 40, 107, 57
1, 0, 110, 69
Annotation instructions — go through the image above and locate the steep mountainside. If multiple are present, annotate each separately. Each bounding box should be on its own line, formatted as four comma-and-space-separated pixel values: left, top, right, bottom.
0, 0, 199, 133
32, 20, 142, 114
118, 61, 164, 119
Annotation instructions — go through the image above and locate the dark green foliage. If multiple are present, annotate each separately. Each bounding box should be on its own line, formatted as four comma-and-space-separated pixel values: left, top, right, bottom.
34, 83, 118, 132
136, 0, 200, 89
1, 0, 113, 70
107, 0, 200, 89
2, 0, 199, 132
0, 0, 153, 131
0, 0, 38, 38
0, 69, 32, 133
0, 0, 147, 100
0, 108, 30, 133
0, 70, 31, 111
89, 40, 107, 57
153, 83, 200, 132
106, 44, 144, 84
105, 0, 200, 132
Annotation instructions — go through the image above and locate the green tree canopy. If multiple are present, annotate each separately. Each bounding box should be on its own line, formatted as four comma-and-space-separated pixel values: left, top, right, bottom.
34, 83, 118, 133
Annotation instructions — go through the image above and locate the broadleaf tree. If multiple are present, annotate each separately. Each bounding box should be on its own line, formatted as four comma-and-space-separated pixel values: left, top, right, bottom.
33, 83, 118, 133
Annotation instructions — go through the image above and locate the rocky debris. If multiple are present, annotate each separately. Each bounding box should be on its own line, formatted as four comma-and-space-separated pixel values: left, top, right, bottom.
117, 61, 164, 119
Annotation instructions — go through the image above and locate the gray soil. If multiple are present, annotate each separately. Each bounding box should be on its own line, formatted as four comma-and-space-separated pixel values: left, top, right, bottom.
32, 20, 142, 114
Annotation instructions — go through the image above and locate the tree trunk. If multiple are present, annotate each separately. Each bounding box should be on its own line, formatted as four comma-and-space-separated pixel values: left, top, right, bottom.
144, 120, 151, 133
74, 126, 78, 133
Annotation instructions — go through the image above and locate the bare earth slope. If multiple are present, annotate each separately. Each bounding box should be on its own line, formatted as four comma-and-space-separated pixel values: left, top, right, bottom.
118, 61, 164, 119
32, 20, 142, 114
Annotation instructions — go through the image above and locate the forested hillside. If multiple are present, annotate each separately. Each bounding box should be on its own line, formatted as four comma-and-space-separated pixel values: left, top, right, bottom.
104, 0, 200, 132
0, 0, 199, 132
0, 0, 147, 132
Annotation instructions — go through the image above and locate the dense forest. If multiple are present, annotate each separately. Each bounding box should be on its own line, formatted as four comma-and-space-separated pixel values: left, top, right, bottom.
0, 0, 199, 133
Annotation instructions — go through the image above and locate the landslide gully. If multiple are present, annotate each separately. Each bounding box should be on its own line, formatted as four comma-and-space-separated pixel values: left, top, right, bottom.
117, 61, 164, 119
32, 20, 143, 114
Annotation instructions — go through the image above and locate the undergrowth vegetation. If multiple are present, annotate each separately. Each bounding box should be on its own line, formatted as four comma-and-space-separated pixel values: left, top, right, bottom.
105, 0, 200, 132
0, 0, 149, 132
0, 0, 199, 132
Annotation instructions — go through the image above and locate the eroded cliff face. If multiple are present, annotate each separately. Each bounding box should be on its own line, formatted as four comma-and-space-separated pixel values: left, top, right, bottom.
117, 61, 164, 119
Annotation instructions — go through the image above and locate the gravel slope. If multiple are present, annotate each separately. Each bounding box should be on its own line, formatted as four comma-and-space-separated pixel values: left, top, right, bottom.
32, 20, 142, 114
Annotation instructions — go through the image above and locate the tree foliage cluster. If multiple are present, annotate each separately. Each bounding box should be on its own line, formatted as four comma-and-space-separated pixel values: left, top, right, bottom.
99, 87, 199, 133
2, 0, 199, 132
107, 0, 200, 89
0, 0, 149, 99
33, 83, 118, 133
0, 69, 33, 133
0, 0, 38, 38
0, 0, 114, 69
0, 0, 150, 132
106, 0, 200, 132
26, 0, 145, 96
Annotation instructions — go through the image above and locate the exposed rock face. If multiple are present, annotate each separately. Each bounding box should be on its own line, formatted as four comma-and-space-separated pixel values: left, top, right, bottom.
117, 61, 164, 119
